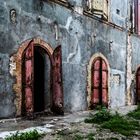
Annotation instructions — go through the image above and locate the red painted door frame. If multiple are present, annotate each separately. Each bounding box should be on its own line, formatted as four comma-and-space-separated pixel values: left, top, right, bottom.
52, 45, 64, 115
91, 57, 108, 108
22, 41, 34, 116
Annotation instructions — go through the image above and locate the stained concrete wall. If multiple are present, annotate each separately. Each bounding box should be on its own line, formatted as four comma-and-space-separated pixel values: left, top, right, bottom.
0, 0, 136, 118
110, 0, 128, 28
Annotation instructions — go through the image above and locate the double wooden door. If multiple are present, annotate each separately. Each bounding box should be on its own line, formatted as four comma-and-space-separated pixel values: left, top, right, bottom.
22, 41, 63, 116
91, 57, 108, 108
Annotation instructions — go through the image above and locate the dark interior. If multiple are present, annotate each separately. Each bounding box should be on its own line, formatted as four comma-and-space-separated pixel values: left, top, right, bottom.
34, 46, 45, 113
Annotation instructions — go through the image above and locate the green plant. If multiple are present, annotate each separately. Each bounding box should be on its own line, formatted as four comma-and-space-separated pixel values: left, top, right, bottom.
5, 129, 43, 140
85, 108, 140, 136
86, 133, 95, 140
74, 134, 84, 140
106, 138, 119, 140
101, 114, 140, 136
85, 108, 113, 124
127, 105, 140, 120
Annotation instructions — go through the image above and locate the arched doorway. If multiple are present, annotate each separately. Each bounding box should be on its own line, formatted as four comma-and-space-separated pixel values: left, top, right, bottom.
21, 39, 63, 116
22, 43, 52, 116
136, 67, 140, 104
90, 57, 108, 108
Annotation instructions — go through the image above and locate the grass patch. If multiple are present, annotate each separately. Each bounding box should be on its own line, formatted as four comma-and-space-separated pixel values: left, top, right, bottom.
85, 108, 113, 124
127, 105, 140, 120
5, 130, 43, 140
73, 133, 95, 140
106, 138, 119, 140
85, 108, 140, 136
74, 134, 84, 140
101, 114, 140, 136
86, 133, 95, 140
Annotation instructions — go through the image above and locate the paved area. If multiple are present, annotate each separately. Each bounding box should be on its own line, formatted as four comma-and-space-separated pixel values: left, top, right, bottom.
0, 111, 90, 139
0, 106, 138, 140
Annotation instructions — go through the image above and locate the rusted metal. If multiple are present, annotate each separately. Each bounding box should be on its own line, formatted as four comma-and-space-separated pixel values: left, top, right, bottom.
91, 57, 108, 108
52, 45, 64, 115
136, 67, 140, 103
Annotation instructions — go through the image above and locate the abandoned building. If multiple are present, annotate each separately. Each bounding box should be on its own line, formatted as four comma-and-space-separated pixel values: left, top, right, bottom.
0, 0, 140, 118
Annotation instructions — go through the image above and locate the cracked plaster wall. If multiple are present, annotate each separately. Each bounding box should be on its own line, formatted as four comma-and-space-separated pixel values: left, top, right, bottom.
0, 0, 138, 118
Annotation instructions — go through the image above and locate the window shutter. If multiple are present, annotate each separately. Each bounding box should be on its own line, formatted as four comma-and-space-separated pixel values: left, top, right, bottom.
92, 0, 108, 19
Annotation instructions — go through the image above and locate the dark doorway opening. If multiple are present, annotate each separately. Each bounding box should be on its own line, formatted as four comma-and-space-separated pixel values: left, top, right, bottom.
34, 46, 45, 113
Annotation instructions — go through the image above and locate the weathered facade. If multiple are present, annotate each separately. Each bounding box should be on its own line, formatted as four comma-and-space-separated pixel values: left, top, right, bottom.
0, 0, 140, 118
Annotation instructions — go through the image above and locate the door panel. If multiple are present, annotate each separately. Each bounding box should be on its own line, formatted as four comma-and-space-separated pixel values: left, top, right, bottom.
102, 71, 107, 88
24, 41, 34, 116
94, 59, 100, 69
92, 89, 100, 104
102, 89, 107, 105
91, 58, 101, 106
102, 60, 107, 70
25, 60, 32, 85
52, 45, 63, 114
93, 70, 100, 87
25, 88, 33, 113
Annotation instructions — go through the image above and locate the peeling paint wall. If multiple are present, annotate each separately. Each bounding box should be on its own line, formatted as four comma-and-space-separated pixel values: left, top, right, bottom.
110, 0, 128, 28
0, 0, 139, 118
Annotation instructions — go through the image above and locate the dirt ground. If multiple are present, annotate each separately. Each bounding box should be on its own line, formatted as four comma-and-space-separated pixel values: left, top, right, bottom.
0, 106, 139, 140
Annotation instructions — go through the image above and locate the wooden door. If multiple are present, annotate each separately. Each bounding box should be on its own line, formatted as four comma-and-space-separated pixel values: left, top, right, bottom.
101, 59, 108, 106
22, 43, 63, 116
52, 45, 63, 115
91, 57, 108, 108
23, 41, 34, 116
